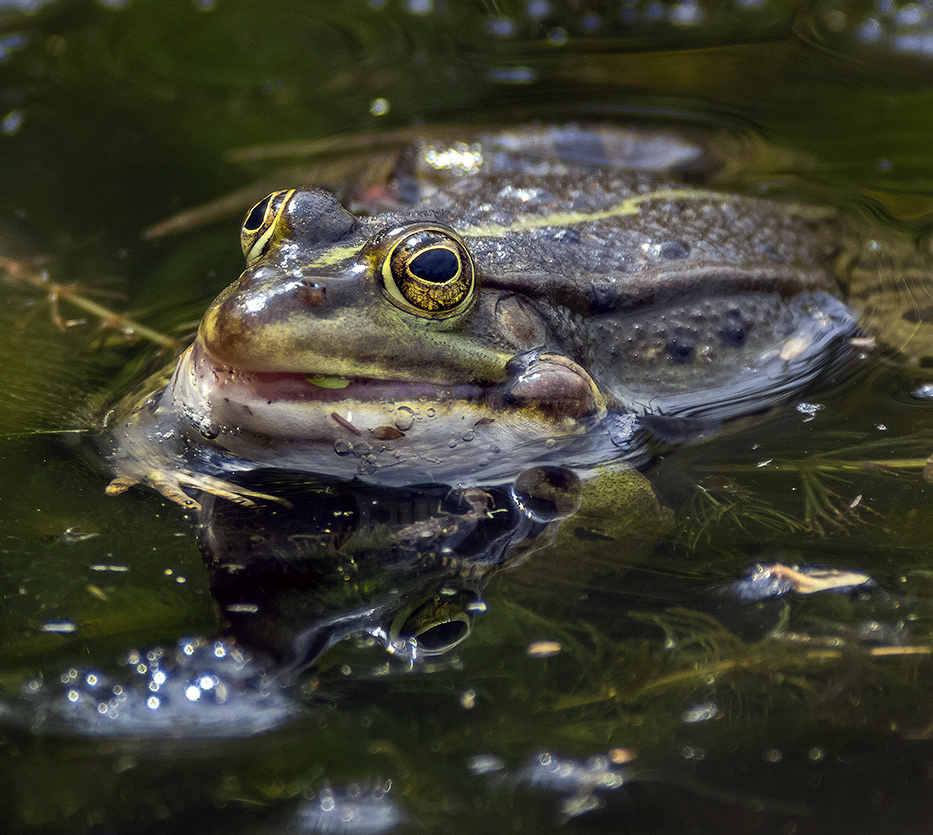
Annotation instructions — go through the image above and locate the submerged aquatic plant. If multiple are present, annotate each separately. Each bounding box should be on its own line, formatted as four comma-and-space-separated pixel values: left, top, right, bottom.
0, 254, 174, 348
675, 428, 933, 549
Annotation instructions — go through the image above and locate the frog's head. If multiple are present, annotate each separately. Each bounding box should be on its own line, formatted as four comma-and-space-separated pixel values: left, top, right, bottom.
187, 187, 606, 455
204, 187, 503, 384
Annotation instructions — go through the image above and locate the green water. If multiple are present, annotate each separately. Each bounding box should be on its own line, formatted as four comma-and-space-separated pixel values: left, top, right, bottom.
3, 0, 933, 832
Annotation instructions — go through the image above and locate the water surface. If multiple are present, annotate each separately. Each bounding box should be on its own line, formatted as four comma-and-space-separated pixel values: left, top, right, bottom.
3, 1, 933, 832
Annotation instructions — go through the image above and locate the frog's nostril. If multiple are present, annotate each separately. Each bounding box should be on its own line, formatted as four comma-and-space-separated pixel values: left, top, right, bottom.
296, 281, 327, 308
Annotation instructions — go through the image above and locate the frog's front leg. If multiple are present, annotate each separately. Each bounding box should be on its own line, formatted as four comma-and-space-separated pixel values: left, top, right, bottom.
102, 366, 288, 511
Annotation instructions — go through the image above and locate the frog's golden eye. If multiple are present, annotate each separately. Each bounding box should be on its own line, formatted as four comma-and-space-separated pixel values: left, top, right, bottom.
240, 189, 294, 264
380, 224, 475, 319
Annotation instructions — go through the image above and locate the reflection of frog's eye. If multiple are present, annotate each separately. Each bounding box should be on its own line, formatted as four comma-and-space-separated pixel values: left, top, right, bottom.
388, 591, 475, 656
240, 189, 294, 264
380, 224, 475, 318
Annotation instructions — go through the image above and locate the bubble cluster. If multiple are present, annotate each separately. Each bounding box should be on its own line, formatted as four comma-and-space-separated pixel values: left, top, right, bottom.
292, 781, 402, 835
479, 750, 635, 818
15, 637, 299, 738
806, 0, 933, 61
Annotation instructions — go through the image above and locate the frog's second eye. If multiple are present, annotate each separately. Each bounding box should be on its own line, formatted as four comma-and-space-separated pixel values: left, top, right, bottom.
240, 189, 293, 263
380, 224, 476, 318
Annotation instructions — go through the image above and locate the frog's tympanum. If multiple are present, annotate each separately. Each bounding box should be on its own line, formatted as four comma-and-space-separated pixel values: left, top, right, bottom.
103, 125, 866, 510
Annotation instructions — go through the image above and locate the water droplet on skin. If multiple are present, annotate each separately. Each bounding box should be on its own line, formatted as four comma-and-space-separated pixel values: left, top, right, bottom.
334, 440, 352, 456
395, 407, 415, 431
545, 438, 557, 449
461, 429, 475, 442
426, 407, 436, 418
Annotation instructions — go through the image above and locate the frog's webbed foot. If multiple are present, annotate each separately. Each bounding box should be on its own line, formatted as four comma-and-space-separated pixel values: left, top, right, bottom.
106, 469, 289, 512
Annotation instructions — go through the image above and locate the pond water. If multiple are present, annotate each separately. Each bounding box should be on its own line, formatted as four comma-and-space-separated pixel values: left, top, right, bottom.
3, 1, 933, 833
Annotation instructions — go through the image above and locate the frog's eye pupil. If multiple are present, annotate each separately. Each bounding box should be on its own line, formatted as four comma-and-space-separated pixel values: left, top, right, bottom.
409, 248, 459, 283
244, 197, 271, 231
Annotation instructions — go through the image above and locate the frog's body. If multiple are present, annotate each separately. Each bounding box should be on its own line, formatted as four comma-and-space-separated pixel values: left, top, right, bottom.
103, 125, 868, 509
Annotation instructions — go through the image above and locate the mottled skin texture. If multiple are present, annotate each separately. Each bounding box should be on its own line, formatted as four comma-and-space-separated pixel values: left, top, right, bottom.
104, 125, 864, 508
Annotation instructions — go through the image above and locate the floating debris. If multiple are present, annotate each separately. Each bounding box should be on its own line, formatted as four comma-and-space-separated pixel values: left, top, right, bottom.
527, 640, 562, 657
38, 620, 77, 634
727, 562, 875, 602
0, 254, 173, 347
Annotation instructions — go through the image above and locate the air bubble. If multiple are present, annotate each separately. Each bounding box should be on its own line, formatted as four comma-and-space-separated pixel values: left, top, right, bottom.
2, 110, 23, 135
369, 97, 390, 117
405, 0, 432, 14
485, 16, 515, 36
526, 0, 551, 17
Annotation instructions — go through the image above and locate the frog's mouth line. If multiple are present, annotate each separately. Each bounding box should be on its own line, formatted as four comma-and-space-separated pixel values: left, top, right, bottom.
190, 342, 485, 406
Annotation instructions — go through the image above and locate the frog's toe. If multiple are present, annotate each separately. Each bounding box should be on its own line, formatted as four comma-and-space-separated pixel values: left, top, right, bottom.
106, 472, 201, 511
108, 468, 288, 511
146, 471, 207, 511
105, 474, 138, 497
156, 470, 294, 509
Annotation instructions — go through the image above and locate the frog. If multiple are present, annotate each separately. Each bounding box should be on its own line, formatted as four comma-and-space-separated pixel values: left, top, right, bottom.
101, 124, 868, 511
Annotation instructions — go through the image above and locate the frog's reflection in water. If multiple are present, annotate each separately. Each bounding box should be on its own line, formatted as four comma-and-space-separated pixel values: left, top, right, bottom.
199, 466, 582, 675
12, 467, 587, 738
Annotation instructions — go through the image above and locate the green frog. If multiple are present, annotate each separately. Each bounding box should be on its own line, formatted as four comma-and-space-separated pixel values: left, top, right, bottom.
102, 125, 869, 510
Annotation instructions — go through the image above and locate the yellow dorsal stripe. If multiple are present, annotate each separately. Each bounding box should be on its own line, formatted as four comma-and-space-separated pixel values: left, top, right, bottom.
303, 242, 367, 268
460, 187, 836, 238
459, 187, 711, 238
299, 188, 835, 267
